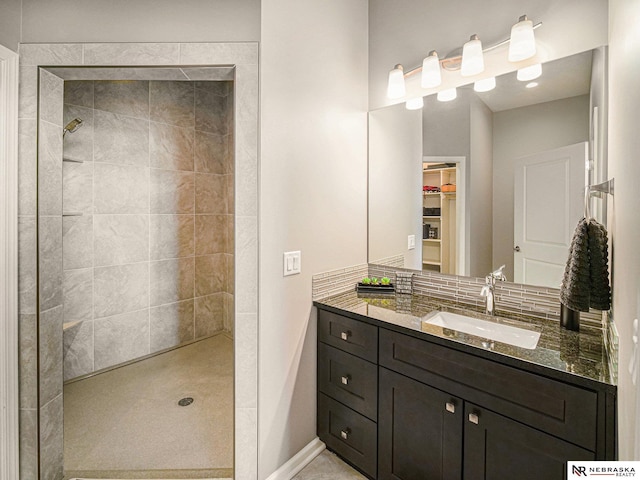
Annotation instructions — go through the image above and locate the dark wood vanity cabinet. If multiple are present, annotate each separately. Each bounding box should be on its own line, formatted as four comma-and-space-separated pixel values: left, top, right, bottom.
463, 403, 594, 480
316, 308, 615, 480
378, 367, 463, 480
317, 310, 379, 478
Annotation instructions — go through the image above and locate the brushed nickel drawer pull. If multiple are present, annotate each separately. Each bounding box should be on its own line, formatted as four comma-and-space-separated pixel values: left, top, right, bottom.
341, 428, 351, 440
445, 402, 455, 414
341, 375, 351, 385
340, 330, 351, 341
468, 413, 479, 425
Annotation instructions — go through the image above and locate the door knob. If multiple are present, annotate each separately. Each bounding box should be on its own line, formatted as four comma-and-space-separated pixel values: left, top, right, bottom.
341, 375, 351, 385
340, 331, 351, 341
514, 246, 521, 252
445, 402, 456, 414
468, 413, 479, 425
340, 428, 351, 440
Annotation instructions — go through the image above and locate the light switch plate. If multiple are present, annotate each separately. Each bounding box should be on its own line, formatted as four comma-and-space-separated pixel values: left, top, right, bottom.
283, 251, 301, 276
408, 235, 416, 250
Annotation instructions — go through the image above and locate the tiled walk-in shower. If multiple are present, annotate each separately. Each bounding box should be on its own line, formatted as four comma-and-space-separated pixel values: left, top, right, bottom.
60, 75, 235, 475
18, 42, 259, 480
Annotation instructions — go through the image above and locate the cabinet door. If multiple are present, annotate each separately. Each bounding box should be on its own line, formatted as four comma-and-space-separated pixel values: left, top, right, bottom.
378, 367, 463, 480
463, 403, 595, 480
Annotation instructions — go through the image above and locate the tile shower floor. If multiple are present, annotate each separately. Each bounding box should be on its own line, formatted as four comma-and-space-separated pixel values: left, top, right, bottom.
63, 334, 233, 479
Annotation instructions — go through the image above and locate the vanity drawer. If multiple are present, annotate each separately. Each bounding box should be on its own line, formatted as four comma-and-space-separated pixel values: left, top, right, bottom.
318, 310, 378, 362
379, 329, 598, 451
318, 392, 377, 478
318, 342, 378, 420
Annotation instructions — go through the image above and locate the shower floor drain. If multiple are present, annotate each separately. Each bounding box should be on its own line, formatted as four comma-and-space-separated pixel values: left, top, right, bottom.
178, 397, 194, 407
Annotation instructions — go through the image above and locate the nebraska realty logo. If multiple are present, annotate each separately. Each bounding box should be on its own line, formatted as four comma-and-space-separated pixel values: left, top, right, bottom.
568, 462, 640, 478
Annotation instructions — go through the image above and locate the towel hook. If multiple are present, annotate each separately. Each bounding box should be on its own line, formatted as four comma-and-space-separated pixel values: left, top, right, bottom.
584, 178, 614, 220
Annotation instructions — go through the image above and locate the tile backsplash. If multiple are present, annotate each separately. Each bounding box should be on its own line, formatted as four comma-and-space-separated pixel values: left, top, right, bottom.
313, 263, 604, 331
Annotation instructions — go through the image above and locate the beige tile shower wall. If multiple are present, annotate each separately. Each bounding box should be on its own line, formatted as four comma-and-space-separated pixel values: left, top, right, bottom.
62, 79, 234, 381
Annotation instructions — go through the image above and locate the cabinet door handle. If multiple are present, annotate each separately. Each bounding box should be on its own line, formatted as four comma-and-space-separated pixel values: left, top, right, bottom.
340, 428, 351, 440
340, 330, 351, 341
445, 402, 456, 414
468, 413, 479, 425
341, 375, 351, 385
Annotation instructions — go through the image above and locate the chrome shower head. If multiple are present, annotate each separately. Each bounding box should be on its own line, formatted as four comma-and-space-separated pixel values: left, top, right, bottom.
63, 118, 83, 137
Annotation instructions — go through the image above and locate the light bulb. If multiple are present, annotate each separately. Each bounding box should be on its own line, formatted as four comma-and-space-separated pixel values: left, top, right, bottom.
406, 97, 424, 110
509, 15, 536, 62
517, 63, 542, 81
461, 34, 484, 77
421, 50, 442, 89
437, 88, 457, 102
387, 64, 406, 99
474, 77, 496, 93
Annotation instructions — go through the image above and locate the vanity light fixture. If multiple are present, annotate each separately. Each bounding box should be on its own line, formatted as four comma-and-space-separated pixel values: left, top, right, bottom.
387, 64, 406, 99
385, 15, 541, 100
437, 88, 457, 102
461, 34, 484, 76
474, 76, 496, 92
421, 50, 442, 88
405, 97, 425, 110
517, 63, 542, 81
508, 15, 537, 62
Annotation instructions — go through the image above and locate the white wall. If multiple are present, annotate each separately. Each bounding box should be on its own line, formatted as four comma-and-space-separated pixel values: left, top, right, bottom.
608, 0, 640, 460
469, 97, 493, 277
369, 0, 608, 109
259, 0, 368, 478
369, 104, 423, 269
492, 95, 589, 280
0, 0, 21, 51
21, 0, 260, 43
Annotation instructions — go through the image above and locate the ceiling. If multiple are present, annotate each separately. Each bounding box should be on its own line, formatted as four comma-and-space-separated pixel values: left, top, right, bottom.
474, 49, 593, 112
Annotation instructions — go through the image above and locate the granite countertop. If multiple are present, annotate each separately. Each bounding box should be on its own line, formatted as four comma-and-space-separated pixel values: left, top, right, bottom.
314, 290, 615, 390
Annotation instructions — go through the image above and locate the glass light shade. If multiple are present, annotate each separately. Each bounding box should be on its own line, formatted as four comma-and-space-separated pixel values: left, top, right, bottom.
474, 76, 496, 93
421, 50, 442, 88
461, 35, 484, 77
437, 88, 457, 102
406, 97, 424, 110
517, 63, 542, 81
387, 64, 406, 99
509, 16, 536, 62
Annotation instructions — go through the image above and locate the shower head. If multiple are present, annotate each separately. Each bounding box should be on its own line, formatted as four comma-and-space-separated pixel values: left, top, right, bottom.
63, 118, 83, 137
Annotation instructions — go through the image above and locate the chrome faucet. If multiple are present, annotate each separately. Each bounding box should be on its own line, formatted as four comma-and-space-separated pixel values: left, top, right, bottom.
480, 265, 506, 315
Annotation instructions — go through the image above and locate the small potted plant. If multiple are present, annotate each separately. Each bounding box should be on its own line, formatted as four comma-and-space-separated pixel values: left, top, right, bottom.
356, 275, 395, 294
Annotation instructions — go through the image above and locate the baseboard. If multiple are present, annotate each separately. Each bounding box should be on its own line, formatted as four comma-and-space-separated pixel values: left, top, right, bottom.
265, 437, 326, 480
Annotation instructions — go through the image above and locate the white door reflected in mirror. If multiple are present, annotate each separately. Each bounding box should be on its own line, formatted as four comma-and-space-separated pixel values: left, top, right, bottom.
513, 142, 587, 288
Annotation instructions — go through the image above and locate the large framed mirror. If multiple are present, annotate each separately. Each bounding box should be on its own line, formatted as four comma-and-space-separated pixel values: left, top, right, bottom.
368, 46, 608, 289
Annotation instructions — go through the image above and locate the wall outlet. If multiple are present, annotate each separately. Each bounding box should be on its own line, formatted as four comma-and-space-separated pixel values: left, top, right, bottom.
283, 251, 301, 276
408, 235, 416, 250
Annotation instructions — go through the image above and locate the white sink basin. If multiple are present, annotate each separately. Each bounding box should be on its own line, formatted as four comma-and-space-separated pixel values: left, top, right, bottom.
423, 311, 541, 349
